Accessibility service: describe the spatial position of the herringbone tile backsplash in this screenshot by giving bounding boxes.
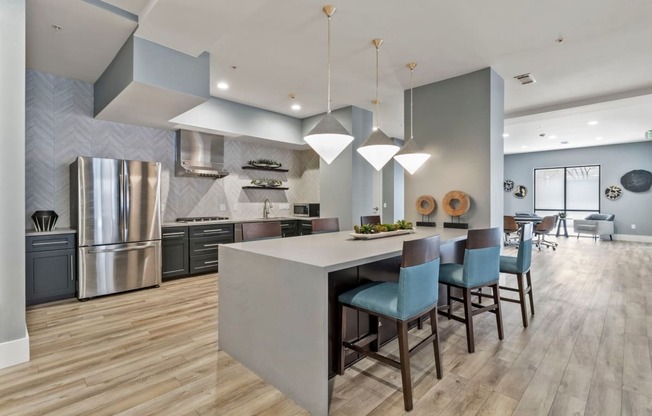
[25,70,319,229]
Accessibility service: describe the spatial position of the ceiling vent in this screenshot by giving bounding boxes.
[646,130,652,139]
[514,73,536,85]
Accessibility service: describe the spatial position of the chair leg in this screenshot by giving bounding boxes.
[446,285,452,320]
[462,288,475,353]
[516,273,528,328]
[338,304,347,375]
[610,234,613,241]
[477,287,482,304]
[397,320,413,411]
[417,316,424,330]
[492,283,504,340]
[370,315,379,352]
[526,270,535,316]
[429,308,442,379]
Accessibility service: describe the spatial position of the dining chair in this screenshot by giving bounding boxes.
[499,223,535,328]
[241,221,282,242]
[503,215,520,246]
[337,235,442,411]
[438,227,503,353]
[311,217,339,234]
[360,215,381,225]
[534,215,558,250]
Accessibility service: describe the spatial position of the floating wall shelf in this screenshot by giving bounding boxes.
[242,166,289,172]
[242,186,289,190]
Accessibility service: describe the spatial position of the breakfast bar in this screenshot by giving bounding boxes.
[218,227,467,415]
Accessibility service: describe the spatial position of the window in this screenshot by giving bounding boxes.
[534,165,600,219]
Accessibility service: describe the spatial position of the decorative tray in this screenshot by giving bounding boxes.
[350,229,414,240]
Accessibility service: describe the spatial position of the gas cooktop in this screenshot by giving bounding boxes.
[176,216,229,223]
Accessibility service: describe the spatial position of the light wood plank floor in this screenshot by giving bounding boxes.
[1,237,651,415]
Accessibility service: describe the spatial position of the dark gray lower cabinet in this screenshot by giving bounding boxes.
[299,220,312,235]
[189,224,234,274]
[162,227,189,279]
[26,233,76,305]
[280,220,299,237]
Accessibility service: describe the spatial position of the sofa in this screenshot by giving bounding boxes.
[573,213,615,240]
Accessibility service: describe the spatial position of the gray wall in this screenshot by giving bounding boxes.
[404,68,504,229]
[0,0,27,361]
[25,70,319,229]
[505,141,652,236]
[303,106,374,229]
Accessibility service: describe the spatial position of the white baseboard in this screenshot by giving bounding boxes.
[0,328,29,370]
[613,234,652,243]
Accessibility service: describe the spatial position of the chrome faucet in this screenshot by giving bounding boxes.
[263,198,272,219]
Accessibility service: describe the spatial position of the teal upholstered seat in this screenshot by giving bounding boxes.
[337,235,443,411]
[499,223,535,328]
[339,259,440,320]
[438,227,503,353]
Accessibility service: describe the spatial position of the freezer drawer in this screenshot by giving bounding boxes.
[78,240,161,299]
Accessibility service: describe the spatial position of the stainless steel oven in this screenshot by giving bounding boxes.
[293,203,320,217]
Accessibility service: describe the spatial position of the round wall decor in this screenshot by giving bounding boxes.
[604,185,622,200]
[504,180,514,192]
[620,169,652,192]
[514,185,527,199]
[415,195,436,215]
[442,190,470,217]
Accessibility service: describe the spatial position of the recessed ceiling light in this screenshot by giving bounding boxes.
[548,135,557,139]
[291,104,301,111]
[51,24,62,31]
[560,141,569,145]
[502,133,509,138]
[217,82,229,90]
[521,145,528,149]
[595,136,603,141]
[587,121,598,126]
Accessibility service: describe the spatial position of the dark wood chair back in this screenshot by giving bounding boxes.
[401,235,440,268]
[242,221,282,242]
[311,218,339,234]
[466,227,502,249]
[360,215,381,225]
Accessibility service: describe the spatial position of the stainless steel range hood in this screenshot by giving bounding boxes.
[175,130,229,179]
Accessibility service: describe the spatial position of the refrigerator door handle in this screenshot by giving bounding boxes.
[87,246,152,254]
[121,161,130,241]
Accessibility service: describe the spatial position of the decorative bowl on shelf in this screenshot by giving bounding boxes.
[31,210,58,232]
[248,159,282,169]
[251,178,283,187]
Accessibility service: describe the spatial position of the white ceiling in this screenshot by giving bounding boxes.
[25,0,652,151]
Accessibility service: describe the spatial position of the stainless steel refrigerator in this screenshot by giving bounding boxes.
[70,157,162,299]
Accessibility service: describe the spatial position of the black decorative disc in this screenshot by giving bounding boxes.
[504,180,514,192]
[620,170,652,192]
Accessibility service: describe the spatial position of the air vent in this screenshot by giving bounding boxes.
[514,73,536,85]
[646,130,652,139]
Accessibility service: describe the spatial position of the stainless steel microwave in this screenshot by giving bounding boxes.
[293,203,320,217]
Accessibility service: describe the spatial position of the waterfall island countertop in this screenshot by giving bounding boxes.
[218,227,467,415]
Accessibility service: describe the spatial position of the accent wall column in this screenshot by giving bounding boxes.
[404,68,504,228]
[0,0,29,369]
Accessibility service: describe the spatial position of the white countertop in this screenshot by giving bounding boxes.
[161,216,318,227]
[222,226,467,272]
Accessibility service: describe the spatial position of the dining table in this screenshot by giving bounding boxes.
[218,226,468,415]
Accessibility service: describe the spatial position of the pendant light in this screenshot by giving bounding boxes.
[303,5,354,165]
[394,62,431,174]
[357,39,399,171]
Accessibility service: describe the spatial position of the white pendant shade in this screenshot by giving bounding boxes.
[394,138,431,174]
[357,128,399,171]
[304,112,354,164]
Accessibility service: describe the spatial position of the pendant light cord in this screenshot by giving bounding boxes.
[410,66,414,140]
[375,43,380,129]
[327,14,332,114]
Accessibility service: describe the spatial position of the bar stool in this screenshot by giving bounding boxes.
[360,215,381,225]
[499,222,534,328]
[337,235,442,411]
[311,217,339,234]
[438,227,503,353]
[241,221,282,242]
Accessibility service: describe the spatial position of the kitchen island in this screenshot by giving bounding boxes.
[218,227,467,415]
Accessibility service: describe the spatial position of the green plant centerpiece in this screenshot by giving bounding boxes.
[354,220,413,234]
[557,211,566,219]
[248,158,282,168]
